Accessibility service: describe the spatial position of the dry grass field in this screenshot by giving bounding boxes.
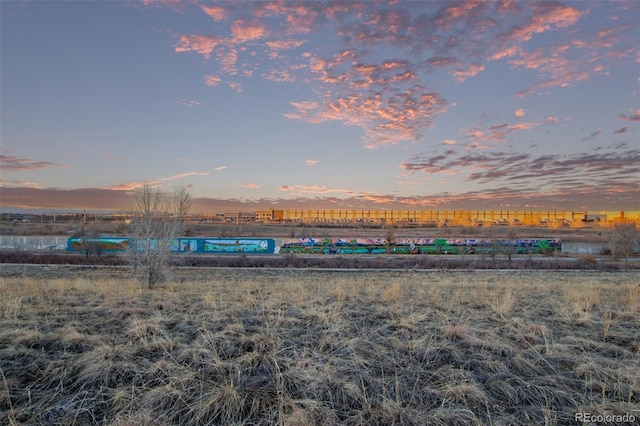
[1,268,639,425]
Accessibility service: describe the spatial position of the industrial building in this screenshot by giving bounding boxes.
[253,209,639,226]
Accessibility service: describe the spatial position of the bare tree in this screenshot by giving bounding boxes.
[608,222,638,271]
[128,185,192,288]
[505,228,519,263]
[384,226,396,254]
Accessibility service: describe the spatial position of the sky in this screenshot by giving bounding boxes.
[1,0,639,213]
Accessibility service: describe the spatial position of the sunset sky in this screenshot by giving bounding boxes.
[1,0,639,213]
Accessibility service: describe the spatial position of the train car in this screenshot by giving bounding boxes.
[199,238,274,254]
[67,237,276,254]
[279,237,561,255]
[67,237,132,252]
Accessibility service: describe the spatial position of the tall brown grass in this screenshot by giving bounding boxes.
[1,269,639,425]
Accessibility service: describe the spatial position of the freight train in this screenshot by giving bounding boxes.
[67,237,561,255]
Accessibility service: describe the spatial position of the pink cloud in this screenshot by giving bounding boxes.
[216,47,239,74]
[0,179,42,189]
[507,44,571,74]
[174,35,220,59]
[205,75,243,92]
[488,46,521,61]
[361,193,394,204]
[279,184,354,195]
[0,154,64,171]
[502,3,582,43]
[452,63,485,82]
[231,19,267,43]
[620,109,640,122]
[203,75,222,87]
[444,1,483,19]
[244,182,260,189]
[261,69,295,83]
[266,39,306,51]
[260,2,324,35]
[227,82,243,93]
[462,120,541,147]
[508,123,536,131]
[516,70,590,97]
[108,171,209,191]
[201,5,227,21]
[285,85,448,148]
[351,61,417,87]
[442,139,456,145]
[283,101,323,123]
[515,108,525,118]
[298,185,326,192]
[304,159,318,166]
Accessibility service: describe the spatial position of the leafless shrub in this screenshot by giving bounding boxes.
[128,185,191,288]
[608,223,639,270]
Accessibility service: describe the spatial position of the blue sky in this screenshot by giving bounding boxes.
[1,0,638,213]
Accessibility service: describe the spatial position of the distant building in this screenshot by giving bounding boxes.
[255,209,283,222]
[223,212,254,223]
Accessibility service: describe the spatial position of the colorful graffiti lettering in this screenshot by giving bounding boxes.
[203,239,271,253]
[67,238,131,252]
[279,238,561,255]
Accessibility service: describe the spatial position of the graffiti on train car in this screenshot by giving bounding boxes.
[279,237,561,255]
[203,239,272,253]
[67,237,132,252]
[67,237,276,254]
